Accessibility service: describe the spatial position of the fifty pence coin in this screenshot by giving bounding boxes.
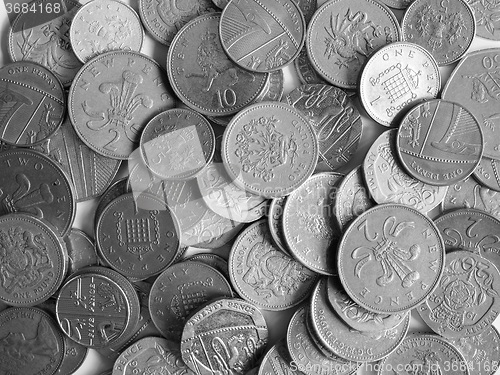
[0,61,65,146]
[69,51,176,160]
[306,0,401,90]
[229,220,318,311]
[181,298,268,375]
[474,157,500,191]
[64,228,98,275]
[401,0,475,65]
[359,42,440,127]
[8,0,83,87]
[219,0,306,72]
[337,204,445,314]
[467,1,500,40]
[283,84,362,171]
[396,99,483,186]
[222,102,318,198]
[167,13,269,117]
[0,148,76,237]
[70,0,144,63]
[417,251,500,339]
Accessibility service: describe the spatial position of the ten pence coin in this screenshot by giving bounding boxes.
[337,204,445,314]
[222,102,318,198]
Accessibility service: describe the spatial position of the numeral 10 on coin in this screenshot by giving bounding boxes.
[217,89,237,108]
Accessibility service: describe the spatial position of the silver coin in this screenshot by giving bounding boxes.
[294,47,328,86]
[466,0,500,40]
[377,0,414,9]
[64,228,98,274]
[474,157,500,191]
[258,339,307,375]
[268,196,291,255]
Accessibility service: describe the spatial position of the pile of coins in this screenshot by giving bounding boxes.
[1,0,500,374]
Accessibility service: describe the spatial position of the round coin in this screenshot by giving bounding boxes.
[338,204,445,314]
[258,339,304,375]
[167,13,269,117]
[474,157,500,191]
[401,0,475,65]
[229,220,319,310]
[8,0,83,87]
[222,102,318,198]
[377,0,414,9]
[417,250,500,339]
[0,61,65,146]
[294,47,327,86]
[359,42,440,127]
[293,0,317,24]
[283,84,362,171]
[467,1,500,40]
[185,253,230,280]
[306,0,401,90]
[96,192,181,280]
[396,99,483,186]
[378,333,469,375]
[0,307,65,375]
[282,173,343,275]
[181,298,268,375]
[55,336,89,375]
[140,108,215,180]
[69,50,176,160]
[268,196,290,255]
[95,177,129,228]
[64,228,98,274]
[70,0,144,63]
[219,0,306,72]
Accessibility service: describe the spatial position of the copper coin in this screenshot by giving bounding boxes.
[282,172,343,275]
[283,84,362,171]
[0,213,67,307]
[222,102,318,198]
[181,298,268,375]
[8,0,83,87]
[219,0,306,72]
[70,0,144,63]
[417,251,500,339]
[0,307,65,375]
[338,204,445,314]
[148,261,233,341]
[359,42,440,127]
[69,50,176,160]
[0,61,65,146]
[306,0,401,90]
[140,108,215,180]
[474,157,500,191]
[229,219,318,310]
[64,228,98,274]
[95,192,181,280]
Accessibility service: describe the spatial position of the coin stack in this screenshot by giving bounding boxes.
[0,0,500,374]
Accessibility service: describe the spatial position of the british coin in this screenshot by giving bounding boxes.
[293,0,317,24]
[306,0,401,90]
[334,165,374,230]
[34,116,121,202]
[401,0,475,65]
[229,220,318,310]
[378,333,469,375]
[0,213,67,307]
[8,0,83,87]
[0,149,76,237]
[474,157,500,191]
[434,208,500,270]
[140,108,215,180]
[377,0,414,9]
[442,49,500,160]
[197,162,268,223]
[363,130,447,214]
[442,176,500,220]
[268,196,290,255]
[466,0,500,40]
[338,203,445,314]
[0,61,65,146]
[282,172,343,275]
[69,50,176,160]
[258,339,305,375]
[69,0,144,63]
[186,253,230,279]
[287,306,360,375]
[326,276,407,333]
[254,69,284,103]
[113,337,194,375]
[396,99,483,186]
[283,84,362,171]
[310,278,411,362]
[167,13,269,117]
[148,261,233,341]
[295,48,327,86]
[95,177,129,227]
[212,0,230,9]
[181,298,268,375]
[139,0,217,45]
[55,334,89,375]
[95,192,181,280]
[64,228,98,274]
[449,325,500,375]
[0,307,65,375]
[417,251,500,338]
[359,42,440,127]
[222,102,318,198]
[219,0,306,72]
